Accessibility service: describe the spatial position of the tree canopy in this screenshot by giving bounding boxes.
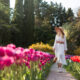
[0,0,75,47]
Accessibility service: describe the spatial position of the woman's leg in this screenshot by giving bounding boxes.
[58,63,62,68]
[57,63,63,72]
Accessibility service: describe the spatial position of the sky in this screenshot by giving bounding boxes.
[10,0,80,15]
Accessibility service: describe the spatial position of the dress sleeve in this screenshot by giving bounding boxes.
[64,35,68,51]
[53,35,57,49]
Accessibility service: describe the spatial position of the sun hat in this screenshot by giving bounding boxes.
[59,27,64,32]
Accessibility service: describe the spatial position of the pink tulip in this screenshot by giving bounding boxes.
[5,47,15,57]
[0,44,54,70]
[3,57,14,66]
[16,47,24,51]
[0,56,14,69]
[31,54,38,61]
[41,61,45,65]
[25,61,30,68]
[29,48,35,54]
[0,47,5,57]
[14,49,24,60]
[39,64,42,70]
[7,44,16,49]
[23,49,30,56]
[0,59,4,70]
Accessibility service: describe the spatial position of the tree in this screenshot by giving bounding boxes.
[66,8,74,22]
[12,0,24,24]
[0,0,10,23]
[0,0,9,5]
[23,0,35,46]
[62,8,67,23]
[11,0,35,47]
[11,0,24,46]
[0,0,11,45]
[77,8,80,18]
[34,0,42,18]
[34,2,73,43]
[34,0,43,27]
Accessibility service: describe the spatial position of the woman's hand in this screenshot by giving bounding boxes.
[53,48,55,52]
[64,50,67,53]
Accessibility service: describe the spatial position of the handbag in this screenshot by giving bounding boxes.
[53,57,57,63]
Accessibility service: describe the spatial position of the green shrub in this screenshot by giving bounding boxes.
[29,42,54,54]
[62,21,80,55]
[48,39,54,46]
[64,61,80,80]
[74,47,80,55]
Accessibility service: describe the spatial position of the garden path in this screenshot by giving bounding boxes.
[46,63,77,80]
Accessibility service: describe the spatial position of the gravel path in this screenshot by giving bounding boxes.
[46,63,77,80]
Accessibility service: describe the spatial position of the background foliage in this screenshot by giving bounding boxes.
[0,0,74,47]
[64,60,80,80]
[0,0,80,55]
[62,13,80,55]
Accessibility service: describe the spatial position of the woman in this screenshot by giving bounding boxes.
[53,27,67,72]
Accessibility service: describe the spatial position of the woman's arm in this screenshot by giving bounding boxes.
[64,35,68,52]
[53,35,57,51]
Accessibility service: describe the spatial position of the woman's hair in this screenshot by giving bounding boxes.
[58,27,65,38]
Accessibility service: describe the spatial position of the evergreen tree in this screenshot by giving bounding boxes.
[34,0,43,27]
[34,0,42,18]
[0,0,9,5]
[66,8,74,22]
[23,0,35,46]
[12,0,24,24]
[62,8,67,23]
[11,0,24,46]
[0,0,10,23]
[0,0,11,45]
[57,3,63,26]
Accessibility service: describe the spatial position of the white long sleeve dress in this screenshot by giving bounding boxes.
[53,35,67,65]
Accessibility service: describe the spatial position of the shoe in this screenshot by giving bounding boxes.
[58,68,63,73]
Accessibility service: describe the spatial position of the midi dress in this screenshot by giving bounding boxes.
[53,35,67,65]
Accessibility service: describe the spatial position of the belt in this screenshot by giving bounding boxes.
[56,41,64,44]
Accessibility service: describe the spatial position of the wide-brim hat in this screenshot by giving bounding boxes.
[59,27,64,32]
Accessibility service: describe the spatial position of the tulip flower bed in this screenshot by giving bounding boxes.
[0,44,54,80]
[71,56,80,63]
[65,55,73,59]
[64,56,80,80]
